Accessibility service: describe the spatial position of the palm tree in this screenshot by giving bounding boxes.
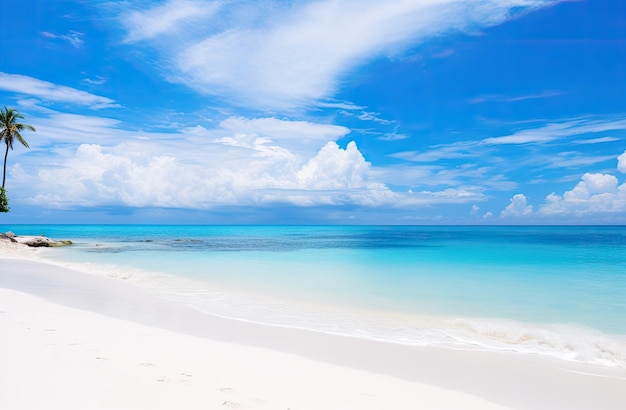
[0,106,35,189]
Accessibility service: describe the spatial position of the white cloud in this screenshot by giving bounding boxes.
[523,152,626,217]
[0,73,119,109]
[357,111,394,124]
[546,152,616,169]
[392,141,483,162]
[480,151,626,220]
[297,142,378,190]
[117,0,555,110]
[371,163,514,193]
[183,116,350,159]
[122,0,222,42]
[316,101,366,110]
[11,108,492,210]
[82,76,107,86]
[393,117,626,163]
[569,173,618,196]
[340,109,396,124]
[7,108,371,208]
[17,139,390,209]
[500,194,533,217]
[572,136,620,145]
[378,132,409,141]
[41,31,85,48]
[483,118,626,145]
[539,173,626,216]
[218,117,350,143]
[618,150,626,174]
[26,113,129,147]
[472,90,561,104]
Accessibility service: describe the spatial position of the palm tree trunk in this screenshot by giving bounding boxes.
[2,141,8,189]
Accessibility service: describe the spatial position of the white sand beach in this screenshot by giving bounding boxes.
[2,240,626,410]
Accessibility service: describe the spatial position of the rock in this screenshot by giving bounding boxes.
[19,237,51,247]
[0,232,18,243]
[49,240,73,247]
[12,235,73,248]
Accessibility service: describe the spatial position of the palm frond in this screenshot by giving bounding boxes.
[15,132,30,149]
[0,106,34,149]
[0,105,35,189]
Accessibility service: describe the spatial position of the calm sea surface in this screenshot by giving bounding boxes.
[4,225,626,367]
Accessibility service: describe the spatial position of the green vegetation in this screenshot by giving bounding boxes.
[0,187,9,213]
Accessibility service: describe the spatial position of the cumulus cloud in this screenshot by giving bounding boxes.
[528,151,626,217]
[20,139,388,209]
[297,142,377,190]
[491,151,626,220]
[0,72,119,109]
[8,108,375,208]
[116,0,555,110]
[500,194,533,217]
[618,150,626,174]
[11,108,490,210]
[539,173,626,216]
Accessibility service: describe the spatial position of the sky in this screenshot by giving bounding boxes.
[0,0,625,224]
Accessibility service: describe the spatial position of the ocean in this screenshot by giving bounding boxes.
[4,224,626,367]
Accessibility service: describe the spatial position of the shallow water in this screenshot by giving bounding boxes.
[5,224,626,367]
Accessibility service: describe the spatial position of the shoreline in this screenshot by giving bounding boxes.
[15,235,626,370]
[2,242,626,408]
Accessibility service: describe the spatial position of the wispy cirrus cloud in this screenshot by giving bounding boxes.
[0,72,120,109]
[389,116,626,191]
[545,152,616,169]
[471,90,561,104]
[41,30,85,48]
[357,111,394,124]
[572,136,620,145]
[316,101,366,110]
[339,109,395,124]
[81,75,107,86]
[121,0,222,42]
[114,0,556,111]
[391,118,626,160]
[378,132,409,141]
[390,141,487,162]
[483,118,626,145]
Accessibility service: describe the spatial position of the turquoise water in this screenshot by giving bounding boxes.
[4,225,626,366]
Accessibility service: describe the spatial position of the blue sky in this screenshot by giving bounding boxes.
[1,0,625,224]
